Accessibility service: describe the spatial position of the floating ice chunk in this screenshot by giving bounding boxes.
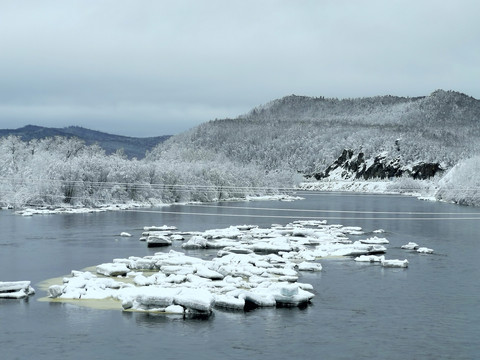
[271,283,315,307]
[359,236,389,244]
[236,225,258,231]
[128,287,180,310]
[96,263,129,277]
[133,273,166,286]
[48,285,64,298]
[160,265,196,275]
[147,235,172,247]
[401,242,419,250]
[195,266,225,280]
[182,236,208,249]
[239,291,276,307]
[373,229,385,234]
[144,225,177,231]
[355,255,385,263]
[292,220,327,226]
[217,246,253,257]
[381,259,409,268]
[249,237,293,253]
[214,294,245,310]
[186,274,213,285]
[120,232,132,237]
[316,242,387,257]
[128,258,158,270]
[171,234,185,241]
[266,266,297,277]
[0,281,35,299]
[417,247,434,254]
[174,288,215,312]
[165,304,185,314]
[296,262,323,271]
[340,226,364,235]
[203,226,243,239]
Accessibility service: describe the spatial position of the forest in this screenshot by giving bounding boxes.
[0,135,296,209]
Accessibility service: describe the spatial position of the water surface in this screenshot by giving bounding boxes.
[1,192,479,360]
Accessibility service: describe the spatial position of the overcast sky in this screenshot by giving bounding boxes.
[0,0,479,137]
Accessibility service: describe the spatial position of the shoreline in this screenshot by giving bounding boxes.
[8,193,304,216]
[298,179,439,202]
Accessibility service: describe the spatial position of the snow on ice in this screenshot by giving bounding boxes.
[46,220,425,317]
[0,281,35,299]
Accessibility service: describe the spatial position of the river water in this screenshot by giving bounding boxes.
[1,192,479,360]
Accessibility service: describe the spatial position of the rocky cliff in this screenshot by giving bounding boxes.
[310,149,443,181]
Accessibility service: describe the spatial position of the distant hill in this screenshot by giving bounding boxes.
[0,125,171,159]
[149,89,480,173]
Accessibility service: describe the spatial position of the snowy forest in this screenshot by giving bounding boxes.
[0,135,295,209]
[2,89,480,208]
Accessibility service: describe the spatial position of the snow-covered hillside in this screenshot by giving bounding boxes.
[150,90,480,174]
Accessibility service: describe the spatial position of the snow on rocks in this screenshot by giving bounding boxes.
[0,281,35,299]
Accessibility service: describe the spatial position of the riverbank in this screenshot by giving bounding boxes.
[11,194,303,216]
[298,178,439,202]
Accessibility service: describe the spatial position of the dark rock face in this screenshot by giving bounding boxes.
[410,163,443,180]
[312,149,443,180]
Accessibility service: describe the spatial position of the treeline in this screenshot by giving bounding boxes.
[0,136,297,209]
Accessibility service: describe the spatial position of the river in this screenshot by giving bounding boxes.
[1,192,479,360]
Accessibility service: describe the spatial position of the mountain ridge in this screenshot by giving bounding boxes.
[0,125,171,159]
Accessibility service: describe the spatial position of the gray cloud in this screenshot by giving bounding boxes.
[0,0,479,136]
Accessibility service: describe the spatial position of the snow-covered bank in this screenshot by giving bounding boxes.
[301,156,480,208]
[299,178,439,202]
[43,220,432,317]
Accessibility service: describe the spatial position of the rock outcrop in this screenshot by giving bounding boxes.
[311,149,443,180]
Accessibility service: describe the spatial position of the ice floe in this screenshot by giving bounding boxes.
[416,247,434,254]
[359,236,389,245]
[0,281,35,299]
[147,235,173,247]
[354,255,385,263]
[401,242,419,250]
[401,242,434,254]
[381,258,409,268]
[45,219,420,317]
